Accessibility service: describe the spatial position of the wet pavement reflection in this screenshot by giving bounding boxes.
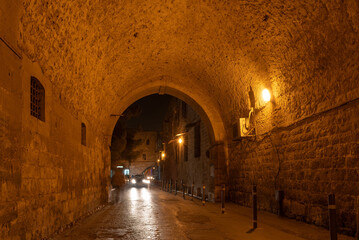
[51,186,355,240]
[52,186,186,240]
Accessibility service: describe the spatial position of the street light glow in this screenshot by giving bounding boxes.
[262,88,271,103]
[178,137,183,144]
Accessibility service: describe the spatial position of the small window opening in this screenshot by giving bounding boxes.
[175,108,180,126]
[176,145,179,163]
[81,123,86,146]
[146,139,150,145]
[143,154,146,160]
[182,102,187,118]
[194,124,201,157]
[184,135,188,161]
[30,76,45,121]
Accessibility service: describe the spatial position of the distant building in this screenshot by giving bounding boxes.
[129,131,160,176]
[111,129,160,177]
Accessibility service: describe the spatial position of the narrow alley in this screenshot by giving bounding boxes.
[51,186,354,240]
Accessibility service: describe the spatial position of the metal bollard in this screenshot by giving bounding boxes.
[328,194,338,240]
[202,185,206,206]
[183,184,186,199]
[221,184,225,214]
[253,185,257,229]
[191,182,194,201]
[275,190,284,217]
[175,180,177,195]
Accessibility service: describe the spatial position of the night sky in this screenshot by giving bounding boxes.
[125,94,173,131]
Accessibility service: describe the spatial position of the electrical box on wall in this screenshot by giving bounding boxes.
[240,118,255,137]
[232,117,255,139]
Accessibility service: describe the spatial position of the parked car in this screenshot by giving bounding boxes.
[130,174,150,187]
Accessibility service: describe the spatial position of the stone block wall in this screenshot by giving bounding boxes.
[162,99,213,200]
[0,45,111,239]
[129,131,158,175]
[228,100,359,235]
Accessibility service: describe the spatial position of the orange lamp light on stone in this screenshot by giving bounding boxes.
[178,137,183,144]
[262,89,271,103]
[161,152,165,158]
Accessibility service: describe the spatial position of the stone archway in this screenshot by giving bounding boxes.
[103,75,229,201]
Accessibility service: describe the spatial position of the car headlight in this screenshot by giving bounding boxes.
[131,179,136,184]
[142,179,150,184]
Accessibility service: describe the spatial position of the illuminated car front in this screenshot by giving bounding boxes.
[130,175,150,187]
[142,179,150,184]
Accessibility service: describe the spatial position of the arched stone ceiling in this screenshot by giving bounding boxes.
[18,0,359,138]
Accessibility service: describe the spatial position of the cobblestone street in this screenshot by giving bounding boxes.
[50,187,354,240]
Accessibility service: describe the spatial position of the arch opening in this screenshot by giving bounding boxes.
[103,76,228,146]
[108,87,228,202]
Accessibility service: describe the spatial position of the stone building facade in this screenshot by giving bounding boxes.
[111,130,159,177]
[128,131,159,176]
[161,99,213,200]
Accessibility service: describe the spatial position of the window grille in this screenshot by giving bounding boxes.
[81,123,86,146]
[175,108,180,126]
[194,124,201,157]
[182,102,187,118]
[184,135,188,161]
[30,77,45,121]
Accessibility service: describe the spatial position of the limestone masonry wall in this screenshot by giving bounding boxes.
[0,45,110,239]
[229,100,359,235]
[162,99,213,200]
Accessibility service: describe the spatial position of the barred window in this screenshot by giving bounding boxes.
[175,107,180,127]
[194,124,201,157]
[181,102,187,118]
[30,77,45,121]
[81,123,86,146]
[184,135,188,161]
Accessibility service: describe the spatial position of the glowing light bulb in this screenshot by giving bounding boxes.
[178,137,183,144]
[161,153,165,158]
[262,89,271,103]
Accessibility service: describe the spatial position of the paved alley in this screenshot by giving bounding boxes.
[50,186,354,240]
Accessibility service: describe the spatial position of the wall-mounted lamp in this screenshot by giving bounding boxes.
[178,137,183,144]
[161,152,165,158]
[235,86,272,138]
[262,88,271,103]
